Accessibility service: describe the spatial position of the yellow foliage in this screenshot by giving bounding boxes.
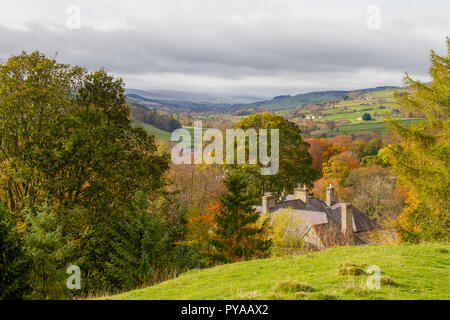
[262,208,307,256]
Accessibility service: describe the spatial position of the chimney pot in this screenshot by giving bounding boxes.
[326,184,335,206]
[294,184,308,203]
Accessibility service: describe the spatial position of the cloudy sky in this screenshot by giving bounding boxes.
[0,0,448,97]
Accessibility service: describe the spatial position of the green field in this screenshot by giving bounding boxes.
[302,88,413,127]
[104,243,449,300]
[133,121,209,149]
[133,120,173,141]
[311,119,419,137]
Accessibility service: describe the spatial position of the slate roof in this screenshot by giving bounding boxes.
[254,194,378,234]
[326,204,379,233]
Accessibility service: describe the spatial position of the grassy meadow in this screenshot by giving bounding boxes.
[104,243,449,300]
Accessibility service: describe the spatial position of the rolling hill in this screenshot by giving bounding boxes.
[125,86,399,112]
[125,88,266,112]
[132,120,173,141]
[232,86,398,111]
[103,243,449,300]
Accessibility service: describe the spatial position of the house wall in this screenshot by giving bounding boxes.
[358,228,397,245]
[302,228,326,250]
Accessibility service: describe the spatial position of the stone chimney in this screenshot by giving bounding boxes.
[326,183,335,206]
[341,203,353,238]
[262,192,276,214]
[294,184,308,203]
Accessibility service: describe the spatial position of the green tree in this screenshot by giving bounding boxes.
[360,138,383,158]
[105,196,198,291]
[233,113,319,198]
[211,173,271,263]
[362,113,372,121]
[380,38,450,242]
[0,52,171,294]
[0,206,31,299]
[24,204,77,299]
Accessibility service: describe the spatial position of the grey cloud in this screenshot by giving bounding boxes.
[0,22,438,74]
[0,1,448,95]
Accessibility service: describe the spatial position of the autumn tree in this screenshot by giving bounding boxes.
[344,166,406,222]
[320,139,345,163]
[313,151,359,202]
[325,119,337,132]
[305,138,323,171]
[182,202,219,266]
[322,151,359,184]
[380,39,450,242]
[326,134,353,150]
[167,162,225,212]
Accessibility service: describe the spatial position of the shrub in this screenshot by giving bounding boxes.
[234,290,260,300]
[309,293,339,300]
[264,208,308,257]
[338,263,366,276]
[272,280,314,293]
[380,275,394,285]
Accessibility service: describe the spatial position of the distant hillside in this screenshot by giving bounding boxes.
[234,86,398,111]
[125,86,398,112]
[132,120,173,142]
[125,88,265,112]
[104,243,449,300]
[126,93,226,112]
[126,88,265,104]
[129,103,182,131]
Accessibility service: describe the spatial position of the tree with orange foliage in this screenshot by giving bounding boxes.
[322,151,359,184]
[305,138,323,171]
[326,134,353,150]
[320,139,345,163]
[313,151,359,203]
[183,202,218,266]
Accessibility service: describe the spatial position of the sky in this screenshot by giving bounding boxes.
[0,0,448,98]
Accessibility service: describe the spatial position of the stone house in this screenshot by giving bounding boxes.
[253,184,379,250]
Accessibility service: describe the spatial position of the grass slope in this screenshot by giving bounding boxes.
[132,120,172,141]
[106,243,449,300]
[133,121,204,148]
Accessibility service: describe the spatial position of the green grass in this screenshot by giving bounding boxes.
[104,243,449,300]
[311,119,419,137]
[133,121,203,148]
[133,120,172,142]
